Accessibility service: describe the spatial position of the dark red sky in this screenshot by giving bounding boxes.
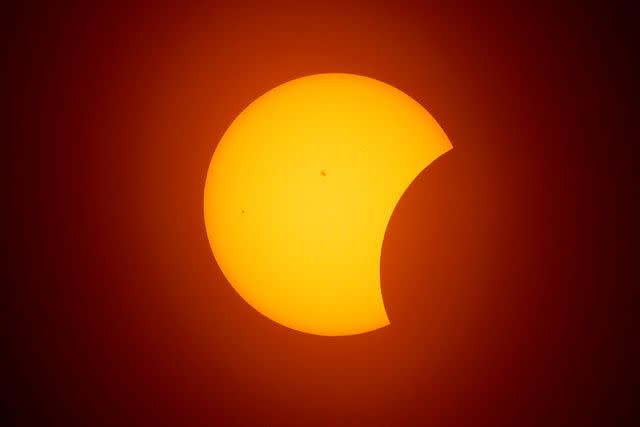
[8,1,635,426]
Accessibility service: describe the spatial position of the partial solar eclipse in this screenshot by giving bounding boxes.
[204,73,452,336]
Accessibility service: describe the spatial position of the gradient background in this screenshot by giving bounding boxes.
[8,1,635,426]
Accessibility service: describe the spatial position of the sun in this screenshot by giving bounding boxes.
[204,73,452,336]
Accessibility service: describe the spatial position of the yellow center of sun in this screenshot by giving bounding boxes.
[204,73,452,336]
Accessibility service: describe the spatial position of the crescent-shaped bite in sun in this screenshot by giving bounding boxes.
[204,73,452,336]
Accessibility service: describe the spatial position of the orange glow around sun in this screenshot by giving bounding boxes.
[204,73,452,336]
